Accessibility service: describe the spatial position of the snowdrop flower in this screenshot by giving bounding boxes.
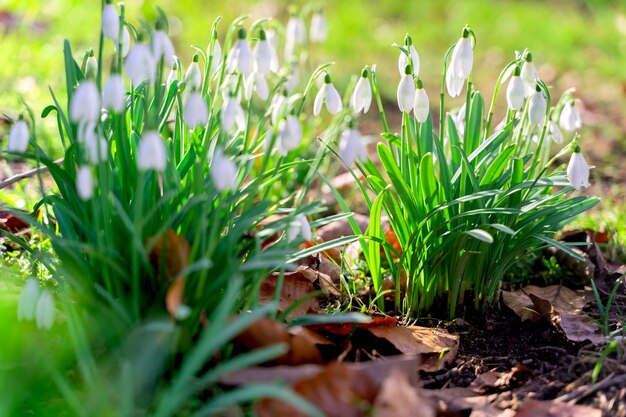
[454,103,467,136]
[548,121,563,145]
[285,63,300,93]
[528,84,547,125]
[221,95,246,131]
[85,50,98,80]
[35,289,55,330]
[520,52,538,97]
[446,66,465,98]
[285,14,306,59]
[101,1,119,42]
[102,74,125,112]
[8,118,29,153]
[567,145,590,191]
[276,114,302,155]
[137,131,167,171]
[83,128,109,164]
[398,34,420,76]
[340,126,368,166]
[351,68,372,114]
[208,30,222,70]
[166,62,178,88]
[70,80,100,124]
[184,92,208,128]
[310,11,327,43]
[287,215,312,242]
[152,26,176,66]
[185,54,203,92]
[116,26,131,58]
[76,166,94,200]
[397,65,415,113]
[413,79,429,123]
[211,148,238,191]
[506,66,525,111]
[270,91,289,124]
[253,29,279,74]
[244,72,269,100]
[450,27,473,79]
[226,28,254,75]
[125,40,156,85]
[559,100,582,131]
[313,73,342,115]
[17,279,40,321]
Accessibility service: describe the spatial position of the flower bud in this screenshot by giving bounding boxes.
[185,54,203,92]
[102,2,119,41]
[450,28,473,79]
[17,279,40,321]
[413,79,429,123]
[397,67,415,113]
[211,148,238,191]
[547,121,563,145]
[559,100,582,131]
[520,52,538,97]
[35,289,56,330]
[244,72,269,101]
[276,114,302,155]
[125,42,156,85]
[310,11,328,43]
[70,80,101,124]
[567,146,590,191]
[152,29,176,66]
[528,84,547,125]
[8,118,29,153]
[226,28,254,75]
[221,95,246,131]
[116,26,131,58]
[254,29,279,74]
[506,66,525,111]
[137,131,167,171]
[102,74,125,112]
[184,92,209,128]
[398,34,420,76]
[85,49,98,80]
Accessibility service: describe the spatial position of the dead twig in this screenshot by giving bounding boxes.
[557,373,626,403]
[0,158,63,190]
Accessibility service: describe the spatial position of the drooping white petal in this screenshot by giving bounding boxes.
[310,13,328,43]
[35,289,55,330]
[325,83,342,114]
[454,103,467,136]
[166,66,178,88]
[17,279,40,321]
[446,67,464,98]
[125,43,156,85]
[520,61,538,97]
[548,121,563,145]
[567,151,590,191]
[397,74,415,113]
[76,166,94,200]
[102,4,119,41]
[116,26,131,57]
[528,88,547,125]
[152,30,176,66]
[211,148,238,191]
[287,16,307,45]
[227,39,253,75]
[506,75,525,111]
[340,128,367,166]
[559,101,582,131]
[210,39,222,70]
[397,45,420,75]
[287,215,311,242]
[137,131,167,171]
[451,37,473,79]
[102,74,125,112]
[84,129,109,164]
[184,60,203,91]
[254,39,277,75]
[313,84,326,116]
[277,115,302,155]
[221,97,245,131]
[351,76,372,114]
[413,88,430,123]
[70,80,101,124]
[8,120,29,152]
[184,92,209,128]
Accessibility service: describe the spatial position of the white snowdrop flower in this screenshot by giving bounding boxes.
[351,68,372,114]
[85,50,98,80]
[285,63,300,93]
[548,121,563,145]
[166,62,178,89]
[313,73,342,115]
[84,128,109,164]
[116,26,131,58]
[102,74,125,112]
[559,100,582,131]
[413,79,430,123]
[520,52,539,97]
[253,29,279,74]
[221,95,246,131]
[125,41,156,85]
[8,118,29,153]
[70,80,101,124]
[220,72,240,101]
[397,34,420,76]
[450,28,473,79]
[137,131,167,172]
[310,11,328,43]
[17,279,40,322]
[340,127,368,166]
[76,166,94,200]
[184,92,208,128]
[276,114,302,155]
[152,28,176,66]
[528,84,547,126]
[244,72,269,101]
[454,103,467,136]
[506,66,525,111]
[446,67,464,98]
[285,15,306,59]
[287,215,312,242]
[35,289,55,330]
[210,36,222,70]
[184,54,203,92]
[211,148,238,191]
[102,2,119,41]
[226,28,254,75]
[270,91,288,124]
[397,66,415,113]
[567,145,590,191]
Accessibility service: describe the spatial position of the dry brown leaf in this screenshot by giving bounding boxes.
[165,278,186,319]
[501,290,542,322]
[422,388,495,416]
[148,230,190,280]
[259,272,322,318]
[235,317,324,365]
[470,365,533,394]
[513,400,601,417]
[373,368,435,417]
[302,239,342,264]
[316,213,370,242]
[365,326,459,371]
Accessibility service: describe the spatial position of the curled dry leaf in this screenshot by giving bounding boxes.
[502,285,603,344]
[235,317,326,365]
[259,271,322,318]
[513,400,601,417]
[307,315,398,336]
[470,365,533,394]
[373,368,436,417]
[148,230,190,280]
[165,277,186,319]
